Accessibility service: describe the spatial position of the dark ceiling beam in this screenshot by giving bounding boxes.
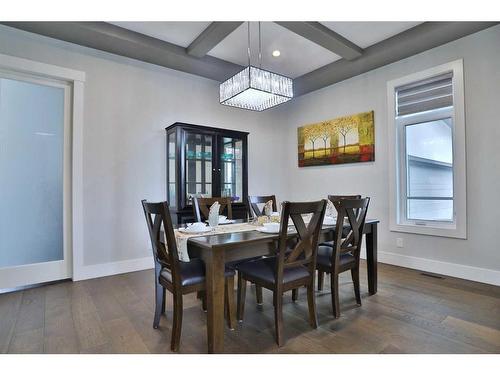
[187,21,243,58]
[294,22,499,97]
[275,21,363,60]
[0,21,244,82]
[2,21,499,99]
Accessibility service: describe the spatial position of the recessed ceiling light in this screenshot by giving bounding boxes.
[272,50,281,57]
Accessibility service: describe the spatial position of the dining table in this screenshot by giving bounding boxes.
[185,218,379,353]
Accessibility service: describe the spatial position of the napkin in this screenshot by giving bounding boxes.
[208,201,220,227]
[325,199,336,217]
[263,200,273,216]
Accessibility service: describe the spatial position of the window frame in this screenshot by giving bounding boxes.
[387,60,467,239]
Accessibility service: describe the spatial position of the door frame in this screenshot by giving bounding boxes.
[0,53,85,288]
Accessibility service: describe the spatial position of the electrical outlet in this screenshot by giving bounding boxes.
[396,238,404,248]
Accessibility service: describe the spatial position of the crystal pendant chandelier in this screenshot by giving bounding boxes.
[220,22,293,111]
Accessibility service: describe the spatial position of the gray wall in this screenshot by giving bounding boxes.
[273,25,500,273]
[0,24,499,279]
[0,25,288,267]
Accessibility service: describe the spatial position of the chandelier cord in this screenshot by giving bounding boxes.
[247,21,251,67]
[258,22,262,69]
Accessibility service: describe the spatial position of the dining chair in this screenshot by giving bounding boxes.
[141,199,236,352]
[248,195,302,303]
[248,195,278,218]
[236,199,327,347]
[329,194,362,217]
[318,194,362,291]
[192,196,233,222]
[316,197,370,318]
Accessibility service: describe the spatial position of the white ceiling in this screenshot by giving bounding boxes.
[110,21,422,78]
[110,21,210,47]
[320,21,422,48]
[208,22,341,79]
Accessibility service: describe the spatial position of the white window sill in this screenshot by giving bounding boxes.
[390,222,466,239]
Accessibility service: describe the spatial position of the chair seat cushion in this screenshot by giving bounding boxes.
[316,245,356,269]
[318,241,334,247]
[160,258,235,287]
[236,257,310,285]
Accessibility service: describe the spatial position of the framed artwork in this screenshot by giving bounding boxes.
[297,110,375,167]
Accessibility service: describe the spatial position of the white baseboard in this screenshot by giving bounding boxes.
[371,250,500,286]
[73,251,500,286]
[73,256,154,281]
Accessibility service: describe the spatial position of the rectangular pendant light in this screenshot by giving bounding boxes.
[220,66,293,111]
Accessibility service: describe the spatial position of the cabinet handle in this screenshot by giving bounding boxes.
[218,168,221,172]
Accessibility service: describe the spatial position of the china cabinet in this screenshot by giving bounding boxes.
[166,122,249,223]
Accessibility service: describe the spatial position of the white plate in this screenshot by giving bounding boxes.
[178,226,212,234]
[219,219,236,225]
[205,219,236,225]
[255,227,280,234]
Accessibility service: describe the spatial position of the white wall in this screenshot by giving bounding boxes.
[0,25,288,277]
[273,25,500,284]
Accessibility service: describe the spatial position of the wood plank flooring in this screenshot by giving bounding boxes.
[1,261,499,354]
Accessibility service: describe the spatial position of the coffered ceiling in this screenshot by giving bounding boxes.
[110,21,421,79]
[2,21,498,97]
[208,22,341,79]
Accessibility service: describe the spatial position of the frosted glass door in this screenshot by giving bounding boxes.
[0,73,71,289]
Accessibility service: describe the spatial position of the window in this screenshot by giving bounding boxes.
[387,60,466,238]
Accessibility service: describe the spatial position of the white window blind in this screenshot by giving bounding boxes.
[396,72,453,116]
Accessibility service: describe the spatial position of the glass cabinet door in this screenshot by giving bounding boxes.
[220,137,243,203]
[167,131,177,208]
[184,131,214,205]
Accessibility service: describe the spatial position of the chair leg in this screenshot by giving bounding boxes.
[331,273,341,319]
[351,267,361,306]
[171,292,183,352]
[161,287,166,315]
[256,285,263,305]
[237,272,247,322]
[202,291,207,312]
[317,270,324,291]
[225,276,236,330]
[273,292,284,347]
[307,284,318,329]
[153,282,163,329]
[292,288,299,301]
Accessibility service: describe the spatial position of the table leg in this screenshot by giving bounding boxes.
[366,222,378,295]
[204,248,225,353]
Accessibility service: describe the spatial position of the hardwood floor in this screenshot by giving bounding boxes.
[1,261,499,354]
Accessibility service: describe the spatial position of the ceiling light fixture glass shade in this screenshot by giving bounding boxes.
[219,22,293,112]
[220,66,293,111]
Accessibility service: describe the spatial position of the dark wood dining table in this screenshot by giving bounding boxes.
[186,218,379,353]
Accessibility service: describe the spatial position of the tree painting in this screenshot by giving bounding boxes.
[335,118,355,154]
[319,121,332,154]
[302,125,321,158]
[297,111,375,167]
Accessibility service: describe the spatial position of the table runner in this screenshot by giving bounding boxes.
[166,215,342,262]
[169,223,259,262]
